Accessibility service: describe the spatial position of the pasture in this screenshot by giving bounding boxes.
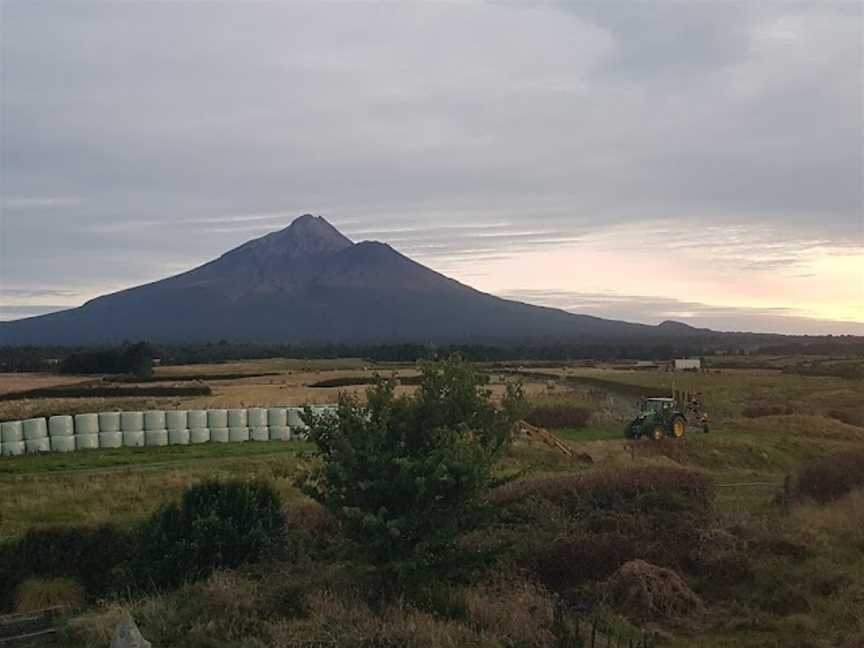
[1,357,862,647]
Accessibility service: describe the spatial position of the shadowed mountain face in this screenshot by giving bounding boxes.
[1,214,709,345]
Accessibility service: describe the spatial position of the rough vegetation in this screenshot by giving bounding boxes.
[0,355,861,648]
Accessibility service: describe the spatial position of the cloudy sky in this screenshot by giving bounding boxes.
[1,1,862,335]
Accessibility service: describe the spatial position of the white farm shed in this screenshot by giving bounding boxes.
[673,358,701,371]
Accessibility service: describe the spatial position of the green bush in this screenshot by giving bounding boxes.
[135,479,286,588]
[797,449,864,503]
[525,403,591,429]
[302,356,525,584]
[0,524,134,611]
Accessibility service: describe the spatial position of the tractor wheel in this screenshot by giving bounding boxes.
[672,417,686,439]
[651,425,665,441]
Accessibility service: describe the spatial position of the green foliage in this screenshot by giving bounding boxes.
[302,356,526,583]
[134,479,286,589]
[0,524,135,610]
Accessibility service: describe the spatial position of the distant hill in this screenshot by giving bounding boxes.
[0,215,810,346]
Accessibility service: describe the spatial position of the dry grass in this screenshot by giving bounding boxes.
[15,577,84,613]
[0,373,93,397]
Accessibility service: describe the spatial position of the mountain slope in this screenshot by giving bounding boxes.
[0,215,710,345]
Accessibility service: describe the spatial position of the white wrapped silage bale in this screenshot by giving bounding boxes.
[210,427,230,443]
[98,412,121,433]
[49,416,74,437]
[267,408,288,428]
[76,434,99,450]
[121,411,144,432]
[190,428,210,444]
[74,414,99,436]
[145,430,168,447]
[144,411,166,430]
[250,427,270,442]
[228,409,247,428]
[166,411,188,430]
[187,410,208,429]
[168,429,190,445]
[99,432,123,448]
[269,426,291,441]
[229,427,249,442]
[25,437,51,454]
[248,408,268,428]
[122,430,145,448]
[228,409,248,442]
[2,441,25,457]
[22,418,48,440]
[287,408,307,430]
[207,409,228,428]
[50,436,76,453]
[1,421,23,443]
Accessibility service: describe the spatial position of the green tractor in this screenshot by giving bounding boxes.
[625,397,687,441]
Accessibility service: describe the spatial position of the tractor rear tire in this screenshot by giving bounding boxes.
[651,425,665,441]
[672,416,686,439]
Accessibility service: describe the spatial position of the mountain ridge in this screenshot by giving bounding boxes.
[0,215,787,346]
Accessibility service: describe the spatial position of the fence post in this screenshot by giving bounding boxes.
[591,619,597,648]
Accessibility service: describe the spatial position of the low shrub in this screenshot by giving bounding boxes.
[491,467,716,591]
[797,449,864,503]
[525,403,591,429]
[134,479,286,588]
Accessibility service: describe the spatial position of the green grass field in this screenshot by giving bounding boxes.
[1,362,862,647]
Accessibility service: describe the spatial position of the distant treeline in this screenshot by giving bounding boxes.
[1,336,863,373]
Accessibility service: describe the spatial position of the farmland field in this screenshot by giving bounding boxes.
[1,357,863,647]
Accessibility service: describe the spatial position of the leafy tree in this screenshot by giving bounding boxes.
[302,356,525,583]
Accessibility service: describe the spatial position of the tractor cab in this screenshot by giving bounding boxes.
[626,397,687,441]
[640,397,676,415]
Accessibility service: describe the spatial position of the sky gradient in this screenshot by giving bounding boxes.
[1,2,862,335]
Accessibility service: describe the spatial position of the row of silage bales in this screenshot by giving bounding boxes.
[0,404,335,458]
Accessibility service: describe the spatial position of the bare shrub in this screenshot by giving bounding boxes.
[797,449,864,503]
[462,576,555,647]
[604,560,704,622]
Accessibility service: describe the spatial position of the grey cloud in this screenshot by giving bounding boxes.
[1,2,861,330]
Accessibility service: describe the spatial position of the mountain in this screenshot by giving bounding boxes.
[0,215,755,346]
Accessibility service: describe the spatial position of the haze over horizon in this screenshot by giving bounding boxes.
[1,2,862,336]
